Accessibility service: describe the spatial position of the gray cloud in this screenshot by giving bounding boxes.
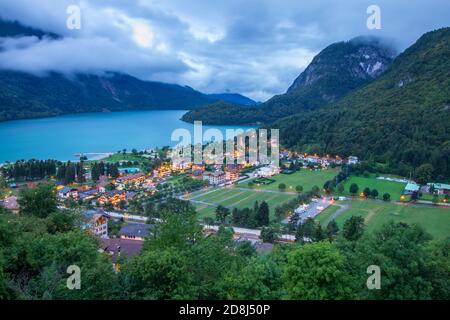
[0,0,449,101]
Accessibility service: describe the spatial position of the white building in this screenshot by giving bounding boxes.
[255,165,280,177]
[203,171,225,186]
[348,156,359,165]
[172,160,191,171]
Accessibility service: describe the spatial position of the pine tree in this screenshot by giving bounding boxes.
[256,201,270,226]
[326,220,339,240]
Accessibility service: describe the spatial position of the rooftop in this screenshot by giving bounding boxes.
[118,223,153,238]
[100,238,144,263]
[427,183,450,190]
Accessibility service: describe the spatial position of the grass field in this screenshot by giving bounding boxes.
[317,200,450,240]
[188,187,296,221]
[340,176,406,201]
[238,168,339,192]
[102,153,150,164]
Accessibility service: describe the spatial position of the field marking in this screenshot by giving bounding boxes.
[195,188,236,202]
[213,190,250,205]
[189,188,222,200]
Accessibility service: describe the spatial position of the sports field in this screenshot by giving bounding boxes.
[340,176,406,201]
[316,199,450,240]
[238,168,339,192]
[187,187,296,221]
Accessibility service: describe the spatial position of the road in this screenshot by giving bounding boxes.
[322,203,349,226]
[294,196,334,225]
[100,209,295,241]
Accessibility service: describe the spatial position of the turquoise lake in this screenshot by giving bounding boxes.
[0,110,254,162]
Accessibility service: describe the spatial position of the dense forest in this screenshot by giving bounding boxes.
[181,101,264,125]
[275,27,450,180]
[0,185,448,300]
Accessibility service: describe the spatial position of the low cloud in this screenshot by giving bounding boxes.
[0,0,449,101]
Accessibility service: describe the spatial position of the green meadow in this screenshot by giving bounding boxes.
[189,187,296,221]
[238,168,339,192]
[340,176,406,201]
[317,199,450,240]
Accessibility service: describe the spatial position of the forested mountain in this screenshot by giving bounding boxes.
[0,71,214,121]
[182,36,395,124]
[275,27,450,180]
[181,101,262,125]
[206,93,257,106]
[0,19,254,122]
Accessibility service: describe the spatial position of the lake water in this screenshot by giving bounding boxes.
[0,110,254,162]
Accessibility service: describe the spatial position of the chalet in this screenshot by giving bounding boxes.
[84,210,108,238]
[224,164,242,182]
[96,175,109,193]
[57,187,79,200]
[427,183,450,195]
[203,171,225,186]
[118,223,152,241]
[78,189,98,201]
[115,173,146,190]
[172,160,191,171]
[98,190,127,206]
[100,238,144,272]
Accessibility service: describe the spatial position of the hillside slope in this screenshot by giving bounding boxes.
[275,27,450,179]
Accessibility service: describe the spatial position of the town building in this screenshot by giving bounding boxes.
[100,238,144,272]
[115,173,146,190]
[426,183,450,195]
[224,164,242,182]
[98,190,127,207]
[255,165,280,177]
[172,160,192,171]
[404,182,420,195]
[57,187,79,200]
[348,156,359,165]
[78,189,98,201]
[96,175,109,193]
[118,223,152,241]
[84,210,109,238]
[203,171,225,186]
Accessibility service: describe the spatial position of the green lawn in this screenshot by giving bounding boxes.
[340,176,406,201]
[315,204,341,225]
[317,199,450,240]
[102,153,150,164]
[419,193,449,202]
[238,168,339,192]
[190,187,296,221]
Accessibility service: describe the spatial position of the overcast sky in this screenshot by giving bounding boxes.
[0,0,449,101]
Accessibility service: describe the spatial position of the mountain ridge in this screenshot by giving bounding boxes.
[275,27,450,180]
[0,19,256,122]
[182,35,396,124]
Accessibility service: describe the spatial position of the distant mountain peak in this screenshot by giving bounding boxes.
[287,35,396,93]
